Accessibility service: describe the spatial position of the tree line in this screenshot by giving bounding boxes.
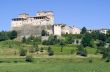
[0,30,17,41]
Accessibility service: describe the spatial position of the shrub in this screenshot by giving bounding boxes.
[47,47,51,52]
[70,49,75,54]
[40,47,44,52]
[77,50,87,57]
[42,40,49,45]
[42,35,60,45]
[22,36,26,43]
[29,47,35,53]
[48,50,54,56]
[48,47,54,56]
[76,45,87,57]
[19,48,27,56]
[35,47,39,54]
[41,30,47,36]
[105,59,110,62]
[25,55,33,62]
[14,61,18,63]
[10,30,17,39]
[88,58,93,63]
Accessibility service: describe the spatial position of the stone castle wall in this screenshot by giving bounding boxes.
[11,11,54,37]
[12,24,53,38]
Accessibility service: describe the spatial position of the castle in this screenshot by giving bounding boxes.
[11,11,81,37]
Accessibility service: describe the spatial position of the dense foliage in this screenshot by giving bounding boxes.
[22,36,41,45]
[0,27,110,62]
[25,55,33,62]
[19,48,27,56]
[76,45,87,56]
[42,35,60,45]
[48,47,54,56]
[0,30,17,41]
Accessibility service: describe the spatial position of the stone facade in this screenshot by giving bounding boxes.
[11,11,81,37]
[53,24,81,36]
[11,11,54,37]
[53,24,62,36]
[99,29,108,34]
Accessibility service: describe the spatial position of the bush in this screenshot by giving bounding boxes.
[42,40,49,45]
[22,36,26,43]
[25,55,33,62]
[41,30,47,36]
[14,61,18,63]
[48,47,54,56]
[48,50,54,56]
[42,35,60,45]
[105,59,110,62]
[40,47,44,52]
[10,30,17,39]
[70,49,75,54]
[29,47,35,53]
[76,45,87,57]
[88,58,93,63]
[35,47,39,54]
[19,48,27,56]
[76,50,87,57]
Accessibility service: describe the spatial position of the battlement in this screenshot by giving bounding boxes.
[36,11,54,19]
[18,13,29,18]
[37,11,53,15]
[54,24,66,26]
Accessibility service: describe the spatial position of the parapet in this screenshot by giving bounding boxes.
[18,13,29,18]
[36,11,54,16]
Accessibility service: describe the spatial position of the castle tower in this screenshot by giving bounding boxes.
[11,11,55,37]
[18,13,29,18]
[53,24,62,36]
[36,11,54,25]
[11,13,29,30]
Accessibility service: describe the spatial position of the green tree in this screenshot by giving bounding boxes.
[97,40,106,47]
[0,31,9,41]
[40,47,44,52]
[64,34,75,44]
[42,35,59,45]
[22,36,26,43]
[25,55,33,62]
[76,45,87,57]
[90,39,95,48]
[48,47,54,56]
[48,35,59,45]
[29,47,35,53]
[26,36,41,45]
[41,29,47,36]
[35,46,39,54]
[10,30,17,39]
[107,30,110,37]
[59,40,65,52]
[19,48,27,56]
[98,33,106,42]
[81,27,87,34]
[106,37,110,43]
[91,31,100,40]
[81,33,92,47]
[100,47,110,62]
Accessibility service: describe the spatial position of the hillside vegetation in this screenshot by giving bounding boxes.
[0,28,110,72]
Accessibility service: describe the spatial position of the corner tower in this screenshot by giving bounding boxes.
[36,11,54,25]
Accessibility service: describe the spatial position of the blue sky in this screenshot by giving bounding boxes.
[0,0,110,31]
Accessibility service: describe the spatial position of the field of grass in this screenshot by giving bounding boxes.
[0,58,109,72]
[0,40,109,72]
[0,40,97,55]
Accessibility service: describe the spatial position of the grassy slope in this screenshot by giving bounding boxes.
[0,58,109,72]
[0,40,109,72]
[0,40,97,56]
